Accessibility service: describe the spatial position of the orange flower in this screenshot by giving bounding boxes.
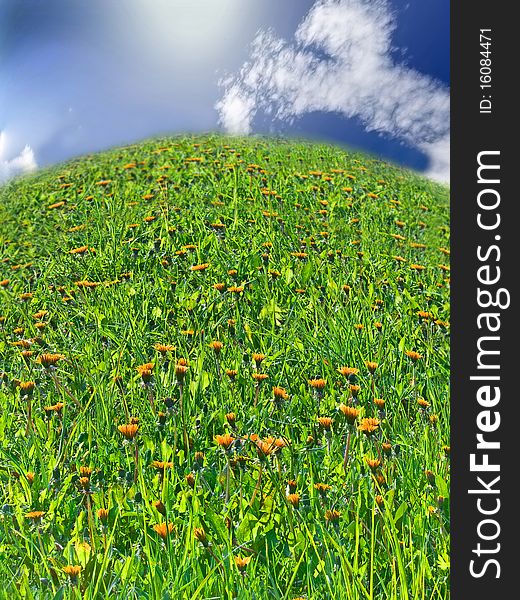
[381,442,392,455]
[118,423,139,440]
[417,398,431,409]
[25,510,45,521]
[79,466,93,478]
[175,363,189,381]
[317,417,333,430]
[97,508,109,522]
[287,493,300,508]
[365,361,378,374]
[255,436,285,458]
[153,522,174,540]
[44,402,64,415]
[194,527,208,545]
[252,353,266,366]
[374,398,386,409]
[209,340,223,354]
[137,363,154,382]
[358,418,380,436]
[405,350,423,361]
[63,565,81,579]
[19,381,36,396]
[338,366,359,378]
[215,433,235,450]
[226,369,238,381]
[349,384,361,397]
[252,373,269,382]
[286,479,297,493]
[314,482,332,495]
[417,310,433,320]
[273,386,289,400]
[153,500,166,515]
[325,509,341,523]
[308,378,326,390]
[225,412,236,426]
[338,403,359,425]
[190,263,210,272]
[365,458,381,472]
[69,245,89,255]
[154,343,175,355]
[78,476,90,490]
[152,461,174,472]
[235,556,252,572]
[32,310,48,320]
[38,353,64,368]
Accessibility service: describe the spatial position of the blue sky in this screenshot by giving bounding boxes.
[0,0,449,183]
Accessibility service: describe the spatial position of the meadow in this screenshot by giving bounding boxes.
[0,135,450,599]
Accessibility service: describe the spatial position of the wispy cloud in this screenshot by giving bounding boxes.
[216,0,450,182]
[0,132,37,184]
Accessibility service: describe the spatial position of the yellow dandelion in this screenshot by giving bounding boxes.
[154,343,175,355]
[252,373,269,382]
[63,565,81,579]
[273,386,289,400]
[235,555,252,572]
[358,418,380,436]
[287,493,300,508]
[194,527,208,545]
[338,366,359,378]
[325,509,341,523]
[338,403,360,425]
[214,433,235,450]
[308,378,326,390]
[209,340,223,354]
[405,350,423,361]
[153,522,174,540]
[25,510,45,521]
[190,263,210,272]
[118,423,139,440]
[317,416,333,430]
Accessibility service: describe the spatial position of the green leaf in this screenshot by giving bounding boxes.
[301,260,313,284]
[393,501,408,524]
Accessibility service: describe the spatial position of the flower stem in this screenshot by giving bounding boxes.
[249,464,263,507]
[343,430,352,473]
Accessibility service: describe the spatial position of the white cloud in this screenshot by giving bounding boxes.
[420,135,450,184]
[0,132,38,183]
[216,0,450,183]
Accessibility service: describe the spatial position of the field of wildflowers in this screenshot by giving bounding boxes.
[0,135,450,599]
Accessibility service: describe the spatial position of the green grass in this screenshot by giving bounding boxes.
[0,134,450,599]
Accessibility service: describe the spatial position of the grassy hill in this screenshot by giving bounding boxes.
[0,135,450,599]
